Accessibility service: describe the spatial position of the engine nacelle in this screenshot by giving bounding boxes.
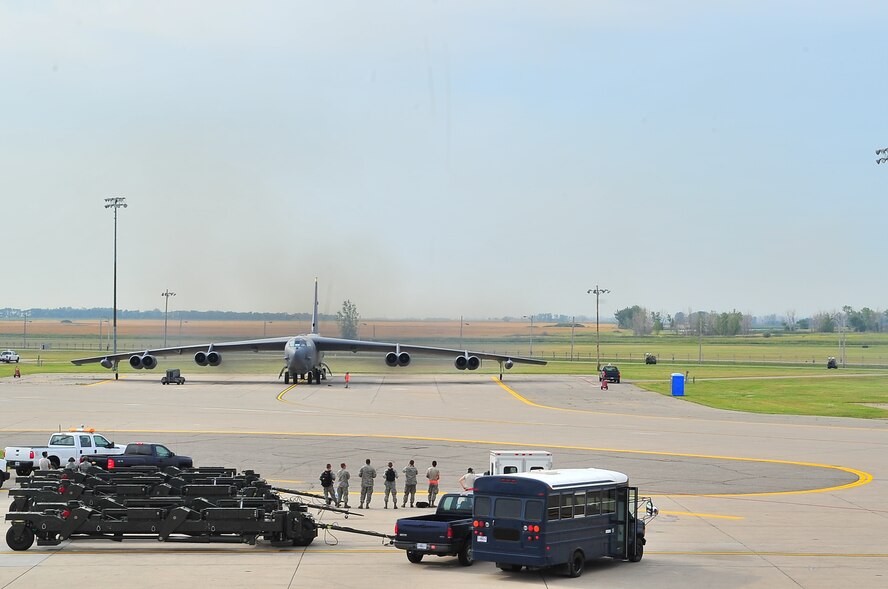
[454,356,468,370]
[398,352,411,367]
[467,356,481,370]
[100,357,113,369]
[207,351,222,366]
[194,351,208,366]
[385,352,398,367]
[504,359,514,370]
[129,355,156,369]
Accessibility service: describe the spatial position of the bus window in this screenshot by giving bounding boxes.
[586,490,601,516]
[574,492,585,517]
[495,498,522,519]
[602,489,616,514]
[525,500,543,521]
[475,496,491,517]
[560,493,573,519]
[547,494,560,521]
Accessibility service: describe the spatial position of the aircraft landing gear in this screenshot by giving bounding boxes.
[284,371,290,384]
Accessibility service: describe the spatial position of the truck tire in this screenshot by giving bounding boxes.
[406,550,424,563]
[566,549,585,578]
[6,526,35,551]
[458,542,474,566]
[161,378,168,385]
[15,466,32,476]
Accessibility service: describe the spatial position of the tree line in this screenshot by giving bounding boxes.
[614,305,888,335]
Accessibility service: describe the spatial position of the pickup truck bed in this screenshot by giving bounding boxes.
[393,493,474,566]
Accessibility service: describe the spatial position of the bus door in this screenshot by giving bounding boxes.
[612,486,638,558]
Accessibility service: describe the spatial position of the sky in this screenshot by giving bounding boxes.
[2,1,887,320]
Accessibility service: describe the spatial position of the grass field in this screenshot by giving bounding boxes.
[3,319,888,419]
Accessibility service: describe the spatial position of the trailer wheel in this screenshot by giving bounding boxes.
[49,456,60,469]
[458,542,474,566]
[6,526,35,551]
[628,537,644,562]
[292,537,314,547]
[161,378,168,385]
[178,378,185,385]
[406,550,424,563]
[566,550,585,578]
[15,466,31,476]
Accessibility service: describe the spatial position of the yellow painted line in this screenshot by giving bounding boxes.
[658,510,744,520]
[276,384,298,401]
[0,427,865,499]
[83,378,119,387]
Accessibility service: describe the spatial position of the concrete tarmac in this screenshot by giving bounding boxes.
[1,372,887,588]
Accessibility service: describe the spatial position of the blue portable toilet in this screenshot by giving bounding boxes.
[671,373,685,396]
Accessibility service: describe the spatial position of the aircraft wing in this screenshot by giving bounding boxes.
[309,336,547,365]
[70,337,292,366]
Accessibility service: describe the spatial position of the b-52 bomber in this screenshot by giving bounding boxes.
[72,281,546,383]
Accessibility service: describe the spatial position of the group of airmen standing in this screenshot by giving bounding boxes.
[318,459,444,509]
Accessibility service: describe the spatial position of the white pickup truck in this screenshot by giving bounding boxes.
[0,350,20,363]
[0,458,8,488]
[3,428,125,475]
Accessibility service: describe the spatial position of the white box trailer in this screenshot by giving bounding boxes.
[488,450,553,475]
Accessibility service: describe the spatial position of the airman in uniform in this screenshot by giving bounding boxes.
[383,461,399,509]
[426,460,441,507]
[402,459,418,507]
[335,463,350,508]
[358,458,377,509]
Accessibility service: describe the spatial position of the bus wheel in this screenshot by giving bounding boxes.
[458,542,474,566]
[628,538,644,562]
[406,551,423,564]
[567,550,585,578]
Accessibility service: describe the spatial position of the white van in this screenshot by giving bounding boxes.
[488,450,553,475]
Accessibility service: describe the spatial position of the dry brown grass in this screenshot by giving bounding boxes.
[3,319,617,340]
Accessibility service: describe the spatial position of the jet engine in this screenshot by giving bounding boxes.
[385,352,398,367]
[194,351,208,366]
[129,354,157,370]
[504,359,514,370]
[100,358,113,369]
[455,355,481,370]
[207,351,222,366]
[397,352,411,367]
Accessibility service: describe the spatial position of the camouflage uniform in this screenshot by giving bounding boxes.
[335,464,350,508]
[358,460,377,508]
[383,462,399,509]
[426,462,441,507]
[319,465,337,506]
[402,462,418,507]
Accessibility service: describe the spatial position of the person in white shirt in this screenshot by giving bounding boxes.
[37,451,52,471]
[458,467,478,492]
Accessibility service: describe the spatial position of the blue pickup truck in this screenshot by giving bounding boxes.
[393,493,474,566]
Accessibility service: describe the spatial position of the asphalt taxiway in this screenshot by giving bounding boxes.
[1,372,886,588]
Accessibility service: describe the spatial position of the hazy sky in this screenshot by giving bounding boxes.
[3,2,887,320]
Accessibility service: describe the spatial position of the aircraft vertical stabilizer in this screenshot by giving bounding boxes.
[311,278,319,335]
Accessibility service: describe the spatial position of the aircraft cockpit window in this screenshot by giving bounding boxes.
[293,339,306,349]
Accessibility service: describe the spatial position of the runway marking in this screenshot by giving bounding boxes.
[492,377,888,433]
[83,378,117,387]
[0,427,865,499]
[659,510,744,520]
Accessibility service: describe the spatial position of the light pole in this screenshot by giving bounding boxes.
[587,286,610,371]
[22,312,31,349]
[459,316,470,349]
[570,315,576,361]
[523,315,535,356]
[105,197,127,379]
[263,320,273,337]
[98,319,109,350]
[178,318,188,345]
[161,289,176,347]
